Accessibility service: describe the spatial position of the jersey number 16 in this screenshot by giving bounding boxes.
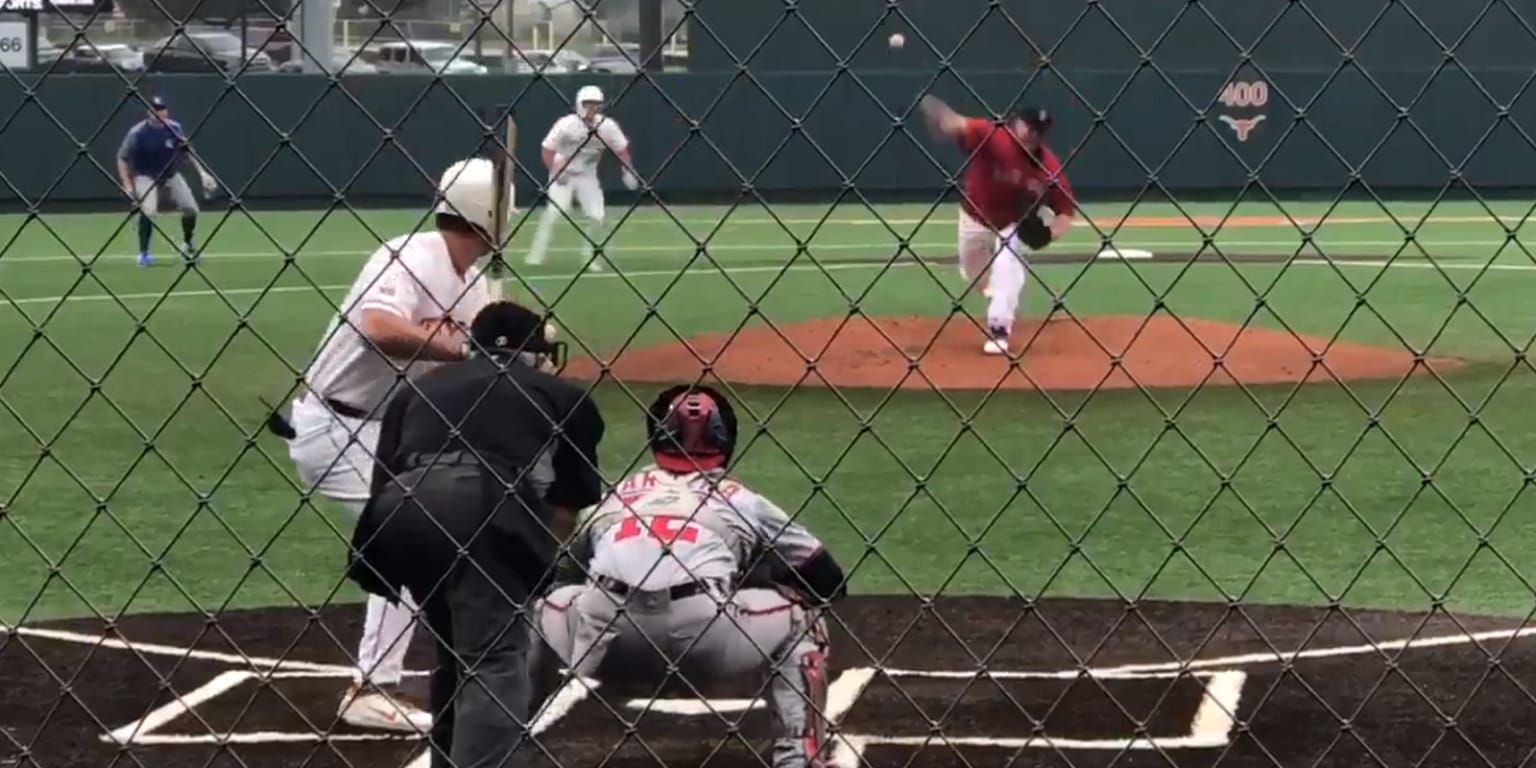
[613,515,701,545]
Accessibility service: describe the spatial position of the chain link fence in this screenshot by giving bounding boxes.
[4,0,1536,767]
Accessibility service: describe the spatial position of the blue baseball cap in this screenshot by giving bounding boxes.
[149,95,168,110]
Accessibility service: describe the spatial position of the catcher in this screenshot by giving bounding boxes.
[920,95,1077,355]
[532,385,848,768]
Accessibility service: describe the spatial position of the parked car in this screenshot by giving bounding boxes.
[370,41,487,75]
[277,50,378,75]
[144,30,275,73]
[586,43,639,74]
[586,44,685,73]
[39,42,146,73]
[517,48,590,73]
[464,52,539,74]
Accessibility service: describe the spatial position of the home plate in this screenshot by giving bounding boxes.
[1096,247,1154,260]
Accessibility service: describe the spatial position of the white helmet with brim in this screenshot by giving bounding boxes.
[576,84,605,111]
[432,157,513,234]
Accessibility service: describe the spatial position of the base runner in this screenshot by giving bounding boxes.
[920,95,1076,355]
[525,85,639,272]
[276,157,505,731]
[534,385,848,768]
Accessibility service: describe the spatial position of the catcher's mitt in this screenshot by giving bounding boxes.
[1016,206,1055,250]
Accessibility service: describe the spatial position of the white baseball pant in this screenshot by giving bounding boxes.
[132,173,199,215]
[286,395,417,688]
[527,173,606,265]
[958,210,1030,332]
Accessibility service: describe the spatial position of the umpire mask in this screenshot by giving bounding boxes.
[468,301,568,372]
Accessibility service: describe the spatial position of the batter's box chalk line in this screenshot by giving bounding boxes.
[18,619,1521,753]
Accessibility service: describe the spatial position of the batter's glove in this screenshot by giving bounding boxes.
[1016,206,1055,250]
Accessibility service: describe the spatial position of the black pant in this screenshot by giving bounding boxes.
[358,464,548,768]
[416,546,537,768]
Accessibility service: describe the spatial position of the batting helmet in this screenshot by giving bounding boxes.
[576,85,605,111]
[433,157,514,235]
[647,385,738,473]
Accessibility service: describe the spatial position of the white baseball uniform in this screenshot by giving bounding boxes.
[526,113,630,266]
[535,465,834,768]
[288,230,489,687]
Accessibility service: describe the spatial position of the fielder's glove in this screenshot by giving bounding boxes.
[1016,206,1056,250]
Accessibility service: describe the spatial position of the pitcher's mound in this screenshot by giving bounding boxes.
[566,314,1461,391]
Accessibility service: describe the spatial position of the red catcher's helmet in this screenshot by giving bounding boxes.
[647,385,737,473]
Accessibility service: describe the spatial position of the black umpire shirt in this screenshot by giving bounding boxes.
[348,353,605,599]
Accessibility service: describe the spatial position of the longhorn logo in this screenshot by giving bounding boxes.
[1219,113,1266,142]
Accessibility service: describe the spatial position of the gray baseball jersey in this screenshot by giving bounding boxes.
[574,464,824,589]
[536,465,835,768]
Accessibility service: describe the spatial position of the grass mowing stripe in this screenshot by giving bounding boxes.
[0,239,1506,266]
[3,253,1534,309]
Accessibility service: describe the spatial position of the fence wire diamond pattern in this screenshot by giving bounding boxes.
[2,0,1536,766]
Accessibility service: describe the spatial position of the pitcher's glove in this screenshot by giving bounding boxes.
[1016,206,1056,250]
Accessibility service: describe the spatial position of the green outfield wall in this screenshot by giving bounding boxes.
[0,63,1523,207]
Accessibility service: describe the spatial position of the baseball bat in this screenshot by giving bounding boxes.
[487,113,516,302]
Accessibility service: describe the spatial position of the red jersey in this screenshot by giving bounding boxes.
[956,117,1075,230]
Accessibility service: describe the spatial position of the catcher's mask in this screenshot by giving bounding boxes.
[468,301,568,372]
[647,384,738,473]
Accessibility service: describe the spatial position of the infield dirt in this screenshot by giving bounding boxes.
[567,314,1462,391]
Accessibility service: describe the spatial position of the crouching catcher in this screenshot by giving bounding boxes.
[533,385,848,768]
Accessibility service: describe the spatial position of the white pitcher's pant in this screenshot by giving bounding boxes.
[956,210,995,288]
[527,175,606,264]
[287,397,417,687]
[985,223,1028,332]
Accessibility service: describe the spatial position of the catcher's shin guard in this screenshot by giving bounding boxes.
[772,609,832,768]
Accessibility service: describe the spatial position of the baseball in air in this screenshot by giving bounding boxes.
[888,32,905,49]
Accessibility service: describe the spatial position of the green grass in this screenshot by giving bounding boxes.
[4,198,1536,626]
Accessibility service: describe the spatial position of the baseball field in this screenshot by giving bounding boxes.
[4,197,1536,767]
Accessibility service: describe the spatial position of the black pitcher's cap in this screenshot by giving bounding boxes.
[149,95,168,110]
[1009,106,1052,134]
[469,301,559,354]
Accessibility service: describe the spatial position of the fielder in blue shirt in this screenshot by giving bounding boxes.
[116,96,216,266]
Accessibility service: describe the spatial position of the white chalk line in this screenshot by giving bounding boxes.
[1095,622,1536,676]
[0,235,1523,266]
[60,616,1526,755]
[857,733,1231,750]
[0,624,354,674]
[837,665,1244,753]
[1187,670,1246,744]
[2,251,1531,311]
[114,732,405,745]
[877,667,1221,680]
[400,673,598,768]
[105,670,249,745]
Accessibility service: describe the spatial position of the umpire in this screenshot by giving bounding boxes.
[346,300,605,768]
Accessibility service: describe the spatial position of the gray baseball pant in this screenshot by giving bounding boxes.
[536,581,831,768]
